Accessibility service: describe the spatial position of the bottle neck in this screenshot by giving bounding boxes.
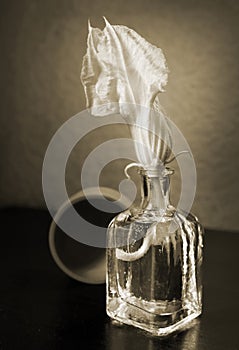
[140,168,171,213]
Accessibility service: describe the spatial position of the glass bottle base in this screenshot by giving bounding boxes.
[107,297,201,337]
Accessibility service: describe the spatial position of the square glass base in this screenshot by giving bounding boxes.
[107,297,201,337]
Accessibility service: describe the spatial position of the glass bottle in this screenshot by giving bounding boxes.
[106,165,203,336]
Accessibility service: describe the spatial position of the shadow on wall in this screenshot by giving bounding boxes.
[0,0,239,231]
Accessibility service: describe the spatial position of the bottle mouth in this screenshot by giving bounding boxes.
[124,162,174,179]
[138,165,174,178]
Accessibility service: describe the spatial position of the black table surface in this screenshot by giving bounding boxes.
[0,207,238,350]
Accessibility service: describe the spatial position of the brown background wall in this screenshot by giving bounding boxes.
[0,0,239,231]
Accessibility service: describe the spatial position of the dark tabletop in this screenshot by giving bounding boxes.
[0,208,238,350]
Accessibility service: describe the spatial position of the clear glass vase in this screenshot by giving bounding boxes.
[106,165,203,336]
